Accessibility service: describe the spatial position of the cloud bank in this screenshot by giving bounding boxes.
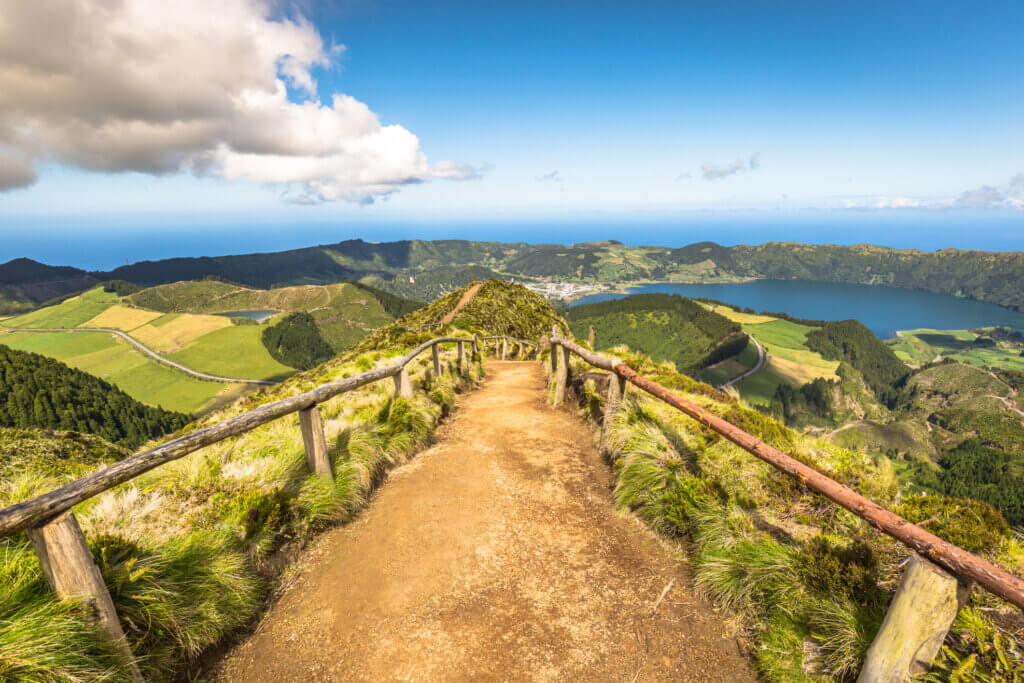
[955,174,1024,209]
[0,0,478,203]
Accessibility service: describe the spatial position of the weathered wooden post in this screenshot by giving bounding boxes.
[457,340,465,371]
[600,372,627,449]
[472,334,479,359]
[553,344,571,405]
[27,512,144,681]
[501,338,508,360]
[298,405,332,476]
[857,555,970,682]
[431,343,441,376]
[393,365,413,399]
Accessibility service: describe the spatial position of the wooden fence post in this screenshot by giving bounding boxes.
[553,344,571,405]
[457,341,465,371]
[298,405,332,476]
[858,555,969,682]
[27,512,143,681]
[472,334,479,358]
[600,373,627,449]
[501,338,508,360]
[393,366,413,399]
[431,343,441,376]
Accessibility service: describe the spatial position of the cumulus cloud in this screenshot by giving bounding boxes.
[955,175,1024,209]
[536,170,561,182]
[0,0,479,202]
[700,153,760,180]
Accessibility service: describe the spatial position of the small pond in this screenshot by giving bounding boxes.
[215,309,278,323]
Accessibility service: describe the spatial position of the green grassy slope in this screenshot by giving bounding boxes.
[565,343,1023,680]
[890,327,1024,371]
[0,281,561,681]
[566,293,744,373]
[0,330,240,414]
[0,346,190,447]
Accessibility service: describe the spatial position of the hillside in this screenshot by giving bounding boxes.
[0,281,564,681]
[565,293,745,373]
[0,287,292,413]
[0,345,190,447]
[804,320,910,403]
[9,238,1024,314]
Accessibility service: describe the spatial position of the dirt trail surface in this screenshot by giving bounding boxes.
[440,282,483,324]
[217,362,756,682]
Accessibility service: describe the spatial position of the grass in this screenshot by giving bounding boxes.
[0,282,511,680]
[165,325,294,381]
[700,340,760,386]
[710,304,778,324]
[891,328,1024,372]
[0,330,233,414]
[2,288,119,329]
[129,313,233,352]
[80,305,163,331]
[567,346,1024,680]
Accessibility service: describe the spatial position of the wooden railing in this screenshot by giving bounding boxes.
[548,330,1024,681]
[0,332,535,680]
[480,335,538,360]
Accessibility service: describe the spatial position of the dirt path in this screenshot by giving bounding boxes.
[217,362,755,682]
[440,282,483,324]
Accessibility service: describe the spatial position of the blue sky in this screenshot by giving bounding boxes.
[1,0,1022,258]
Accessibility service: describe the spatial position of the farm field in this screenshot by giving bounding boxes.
[722,318,839,406]
[889,328,1024,371]
[165,325,294,380]
[699,340,760,386]
[2,287,120,328]
[0,329,238,413]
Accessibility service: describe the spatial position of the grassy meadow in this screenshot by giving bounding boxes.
[561,346,1024,680]
[890,328,1024,371]
[0,280,537,680]
[0,330,241,414]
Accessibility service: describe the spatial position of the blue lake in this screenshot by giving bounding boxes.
[570,280,1024,340]
[215,309,278,323]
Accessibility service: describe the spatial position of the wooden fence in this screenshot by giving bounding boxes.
[548,329,1024,682]
[0,333,534,680]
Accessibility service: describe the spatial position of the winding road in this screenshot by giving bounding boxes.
[718,335,766,389]
[0,326,277,385]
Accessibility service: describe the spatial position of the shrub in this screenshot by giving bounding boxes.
[896,495,1009,553]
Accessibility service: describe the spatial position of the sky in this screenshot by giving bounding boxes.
[1,0,1023,262]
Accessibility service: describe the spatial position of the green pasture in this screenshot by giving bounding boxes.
[890,328,1024,371]
[165,325,295,381]
[2,287,118,328]
[699,341,760,386]
[0,330,227,414]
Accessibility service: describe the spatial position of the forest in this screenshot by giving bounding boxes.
[805,320,909,403]
[0,344,190,448]
[566,293,743,373]
[260,312,336,370]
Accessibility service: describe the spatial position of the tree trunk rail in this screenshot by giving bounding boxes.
[549,333,1024,614]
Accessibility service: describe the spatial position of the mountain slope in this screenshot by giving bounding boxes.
[566,293,745,373]
[0,344,190,447]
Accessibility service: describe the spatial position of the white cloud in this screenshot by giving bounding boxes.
[955,175,1024,209]
[700,153,760,180]
[536,170,561,182]
[841,196,927,210]
[0,0,479,202]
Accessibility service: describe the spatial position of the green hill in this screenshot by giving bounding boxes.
[11,238,1024,314]
[804,320,909,403]
[0,280,562,681]
[566,293,745,373]
[0,345,189,447]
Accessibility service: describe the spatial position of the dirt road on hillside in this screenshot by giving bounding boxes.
[217,362,755,681]
[440,283,483,324]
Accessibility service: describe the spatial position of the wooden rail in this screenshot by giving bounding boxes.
[549,331,1024,679]
[0,331,542,677]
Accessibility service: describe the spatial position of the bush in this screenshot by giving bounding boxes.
[896,495,1009,553]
